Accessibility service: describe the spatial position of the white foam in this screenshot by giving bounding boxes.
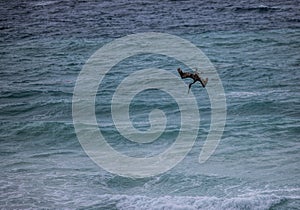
[32,1,58,7]
[227,89,291,99]
[95,192,287,210]
[227,91,261,98]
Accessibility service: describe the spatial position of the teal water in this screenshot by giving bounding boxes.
[1,0,299,209]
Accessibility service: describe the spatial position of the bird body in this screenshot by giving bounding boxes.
[177,68,208,93]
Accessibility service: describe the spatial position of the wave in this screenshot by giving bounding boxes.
[0,88,72,99]
[82,191,299,210]
[232,5,280,13]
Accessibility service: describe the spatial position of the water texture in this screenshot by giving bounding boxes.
[0,0,299,209]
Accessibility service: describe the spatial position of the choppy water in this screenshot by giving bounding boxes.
[1,0,299,209]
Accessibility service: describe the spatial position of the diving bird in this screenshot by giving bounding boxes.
[177,68,208,93]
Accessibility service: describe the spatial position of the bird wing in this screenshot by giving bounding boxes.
[177,68,193,79]
[177,68,208,88]
[197,77,208,88]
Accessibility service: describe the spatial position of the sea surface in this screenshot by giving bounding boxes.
[1,0,299,209]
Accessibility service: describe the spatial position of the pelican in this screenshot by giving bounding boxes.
[177,68,208,93]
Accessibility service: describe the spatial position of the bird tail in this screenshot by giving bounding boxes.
[200,78,208,88]
[203,78,208,87]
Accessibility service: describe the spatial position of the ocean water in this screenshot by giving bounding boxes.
[1,0,299,209]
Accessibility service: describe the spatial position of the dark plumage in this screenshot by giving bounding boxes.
[177,68,208,93]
